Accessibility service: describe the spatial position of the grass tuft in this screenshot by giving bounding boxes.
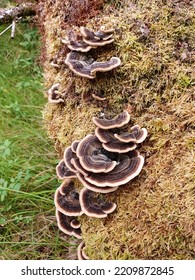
[0,21,76,259]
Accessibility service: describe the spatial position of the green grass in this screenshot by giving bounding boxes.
[0,21,75,259]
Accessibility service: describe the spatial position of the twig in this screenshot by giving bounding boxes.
[11,20,16,39]
[0,23,12,36]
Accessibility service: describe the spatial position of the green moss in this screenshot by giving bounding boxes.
[40,0,195,259]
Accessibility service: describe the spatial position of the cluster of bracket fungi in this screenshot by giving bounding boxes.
[47,26,121,104]
[54,110,148,259]
[63,26,121,79]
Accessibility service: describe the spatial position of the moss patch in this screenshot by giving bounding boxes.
[39,0,195,259]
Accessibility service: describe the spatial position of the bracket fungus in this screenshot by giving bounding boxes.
[65,51,121,79]
[80,187,116,218]
[92,110,130,129]
[54,180,82,216]
[47,83,64,104]
[114,125,148,144]
[77,241,89,260]
[56,210,82,239]
[56,159,76,179]
[80,26,115,46]
[63,25,121,80]
[54,111,148,259]
[62,37,96,52]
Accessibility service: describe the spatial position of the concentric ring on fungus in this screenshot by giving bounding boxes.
[56,210,82,239]
[85,155,145,187]
[54,180,82,216]
[92,110,130,129]
[79,187,117,218]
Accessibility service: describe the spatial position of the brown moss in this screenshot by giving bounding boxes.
[39,0,195,259]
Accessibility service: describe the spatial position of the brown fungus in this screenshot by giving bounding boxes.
[95,127,114,143]
[71,157,90,177]
[62,37,96,52]
[77,241,89,260]
[92,110,130,129]
[76,134,116,173]
[65,52,95,79]
[76,134,102,158]
[71,140,80,153]
[56,159,76,179]
[79,187,116,218]
[80,26,115,46]
[85,155,145,187]
[63,146,78,173]
[80,26,115,41]
[54,180,82,216]
[65,51,121,79]
[56,209,82,239]
[70,219,81,229]
[77,173,118,194]
[102,140,137,153]
[90,57,121,75]
[47,83,64,104]
[114,125,148,144]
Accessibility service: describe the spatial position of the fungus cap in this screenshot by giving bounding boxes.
[70,219,81,229]
[80,26,114,41]
[77,241,89,260]
[71,140,80,153]
[56,210,82,239]
[76,134,102,158]
[77,173,118,193]
[92,93,107,101]
[54,180,82,216]
[92,110,130,129]
[79,187,116,218]
[62,37,96,52]
[114,125,148,144]
[85,155,145,187]
[65,52,120,79]
[91,57,121,74]
[83,37,114,46]
[47,83,64,104]
[95,127,116,143]
[71,157,89,177]
[63,146,78,172]
[102,141,137,153]
[56,159,76,179]
[79,154,117,173]
[65,53,95,79]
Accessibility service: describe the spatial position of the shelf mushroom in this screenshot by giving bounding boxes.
[114,125,148,144]
[85,154,145,187]
[76,134,117,173]
[80,26,115,46]
[79,187,116,218]
[56,159,76,179]
[62,37,96,52]
[56,209,82,239]
[76,173,118,194]
[77,241,89,260]
[47,83,64,104]
[92,110,130,129]
[65,51,121,79]
[54,180,83,216]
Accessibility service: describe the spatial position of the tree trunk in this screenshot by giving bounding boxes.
[0,3,36,25]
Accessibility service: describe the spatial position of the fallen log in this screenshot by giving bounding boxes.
[0,2,36,25]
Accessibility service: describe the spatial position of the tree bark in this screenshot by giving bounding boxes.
[0,3,36,25]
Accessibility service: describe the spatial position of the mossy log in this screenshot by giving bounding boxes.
[0,2,36,25]
[38,0,195,259]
